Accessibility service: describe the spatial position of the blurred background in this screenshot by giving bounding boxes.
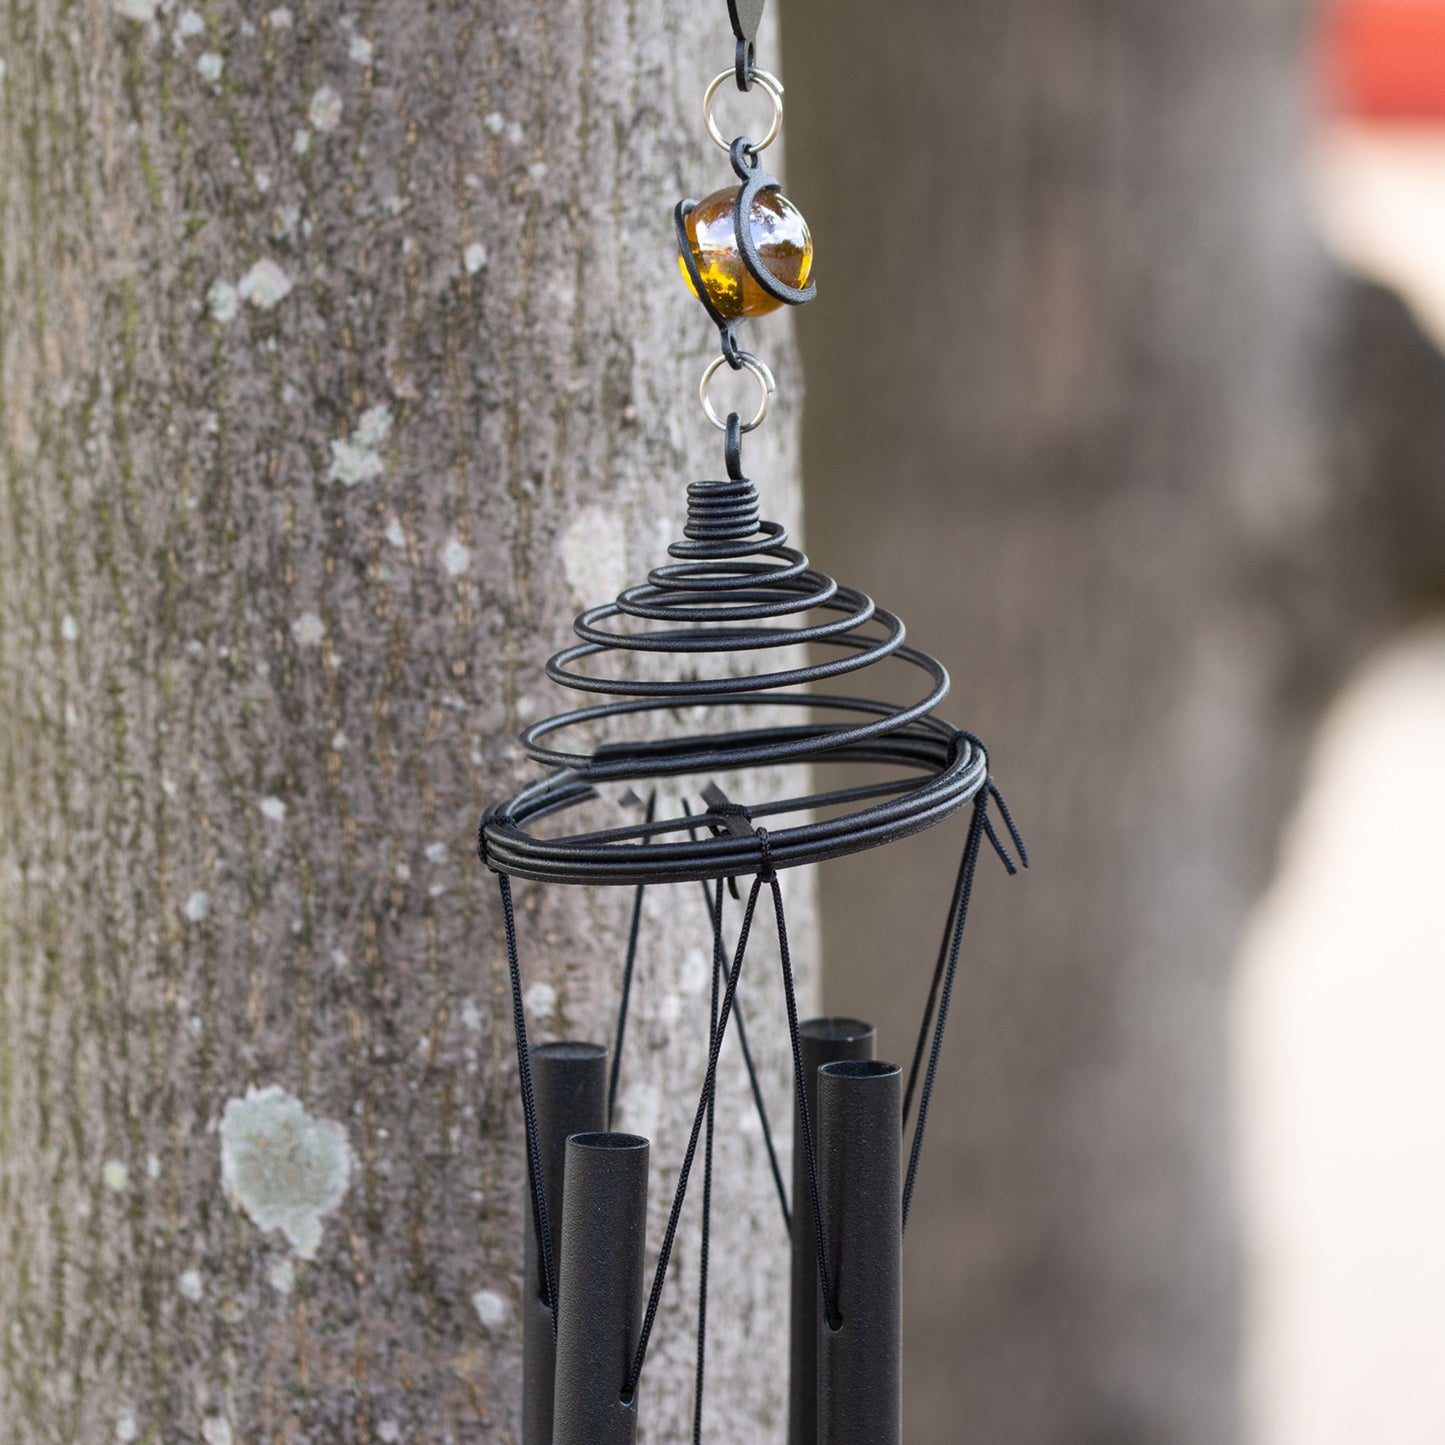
[777,0,1445,1440]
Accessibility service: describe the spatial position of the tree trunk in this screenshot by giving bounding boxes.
[782,1,1445,1442]
[0,2,813,1441]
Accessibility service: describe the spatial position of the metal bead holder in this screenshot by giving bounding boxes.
[478,3,1027,1441]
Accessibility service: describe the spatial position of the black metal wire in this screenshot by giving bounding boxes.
[479,439,988,886]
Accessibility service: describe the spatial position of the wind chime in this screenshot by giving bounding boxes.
[478,3,1025,1441]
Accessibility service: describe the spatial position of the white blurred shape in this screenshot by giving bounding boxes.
[1236,626,1445,1445]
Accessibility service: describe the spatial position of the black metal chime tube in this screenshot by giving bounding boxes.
[816,1059,902,1445]
[524,1041,608,1445]
[789,1017,876,1445]
[552,1131,650,1445]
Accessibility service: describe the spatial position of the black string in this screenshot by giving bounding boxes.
[901,799,986,1235]
[624,874,762,1402]
[610,792,657,1127]
[717,922,791,1232]
[902,844,964,1134]
[903,775,1029,1135]
[684,804,791,1232]
[693,870,726,1445]
[763,835,840,1330]
[499,873,559,1335]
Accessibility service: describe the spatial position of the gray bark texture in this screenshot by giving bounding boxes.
[782,1,1445,1442]
[0,2,814,1441]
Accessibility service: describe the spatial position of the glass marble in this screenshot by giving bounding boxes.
[679,185,813,320]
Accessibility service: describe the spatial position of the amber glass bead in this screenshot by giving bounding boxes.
[679,185,813,320]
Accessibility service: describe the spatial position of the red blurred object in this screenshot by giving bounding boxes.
[1322,0,1445,118]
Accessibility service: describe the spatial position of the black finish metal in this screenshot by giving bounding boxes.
[477,441,990,886]
[552,1132,650,1445]
[729,139,817,309]
[524,1042,608,1445]
[789,1019,876,1445]
[817,1060,902,1445]
[728,0,765,43]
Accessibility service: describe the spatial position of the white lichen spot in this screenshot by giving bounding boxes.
[267,1256,296,1294]
[460,1000,482,1032]
[268,6,293,28]
[326,437,381,486]
[348,32,372,65]
[377,1423,401,1444]
[178,1268,203,1301]
[463,242,488,274]
[308,84,342,132]
[259,795,287,823]
[291,612,325,647]
[384,516,407,548]
[176,8,204,38]
[147,1153,161,1180]
[184,890,211,922]
[61,613,79,641]
[113,0,159,22]
[472,1288,509,1328]
[207,279,238,323]
[220,1085,352,1259]
[255,169,271,194]
[483,111,505,135]
[237,258,293,310]
[395,861,411,882]
[102,1159,129,1192]
[356,404,392,447]
[331,730,349,751]
[560,503,628,605]
[115,1414,138,1443]
[525,981,557,1019]
[441,538,471,577]
[425,842,448,864]
[327,405,390,486]
[528,161,548,181]
[197,51,223,83]
[202,1416,233,1445]
[292,127,311,156]
[273,204,300,239]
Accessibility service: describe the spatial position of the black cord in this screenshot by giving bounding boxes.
[609,791,657,1127]
[685,800,791,1232]
[623,874,763,1402]
[763,839,840,1329]
[499,873,558,1334]
[901,800,985,1234]
[692,873,726,1444]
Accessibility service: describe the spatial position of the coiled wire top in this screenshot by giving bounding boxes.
[480,425,987,886]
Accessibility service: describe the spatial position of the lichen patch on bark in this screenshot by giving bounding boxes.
[219,1085,352,1259]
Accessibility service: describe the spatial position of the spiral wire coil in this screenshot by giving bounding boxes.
[481,419,988,885]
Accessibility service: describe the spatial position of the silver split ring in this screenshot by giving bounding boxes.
[699,352,775,432]
[702,68,784,154]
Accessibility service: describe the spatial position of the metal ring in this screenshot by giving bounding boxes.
[703,68,784,153]
[700,352,774,432]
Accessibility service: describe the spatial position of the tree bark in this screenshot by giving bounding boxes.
[0,2,813,1441]
[781,1,1445,1442]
